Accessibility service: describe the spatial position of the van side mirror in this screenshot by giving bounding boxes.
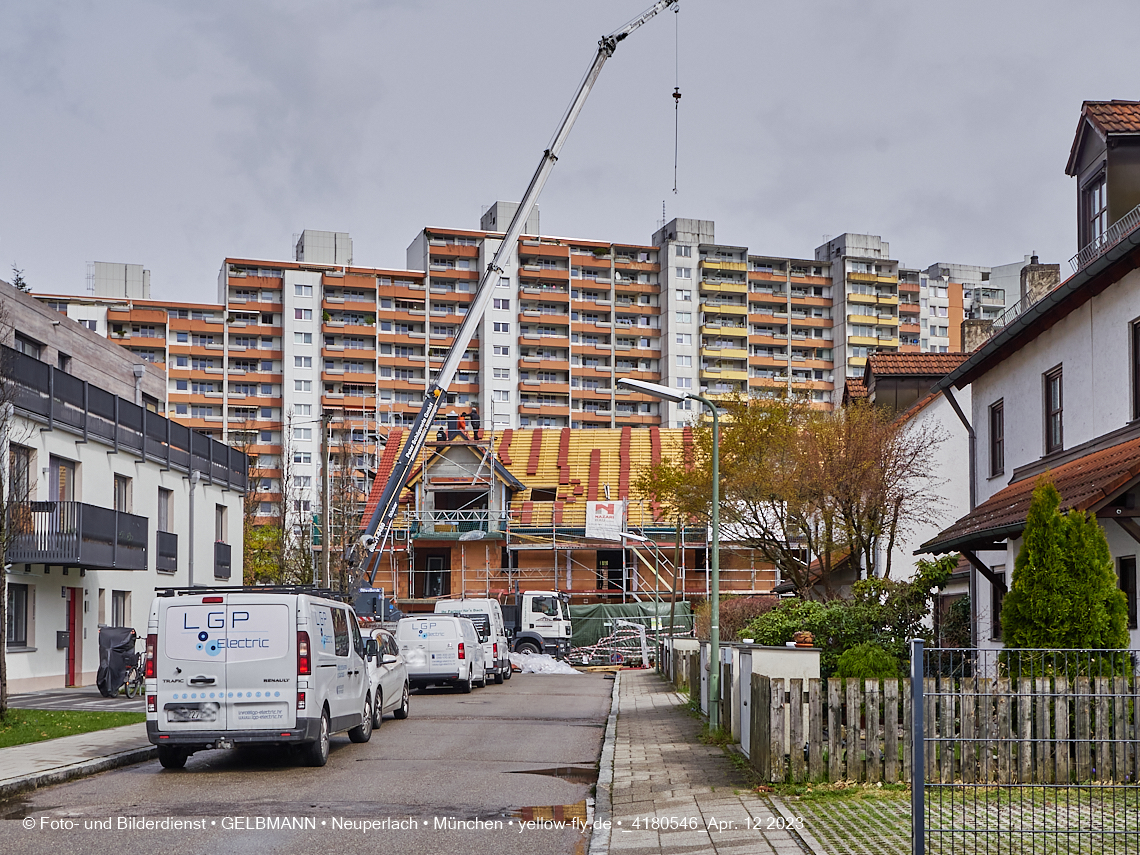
[382,653,399,665]
[364,638,379,659]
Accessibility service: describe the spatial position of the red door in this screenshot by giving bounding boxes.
[66,588,79,686]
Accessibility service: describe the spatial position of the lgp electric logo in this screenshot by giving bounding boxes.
[196,630,221,656]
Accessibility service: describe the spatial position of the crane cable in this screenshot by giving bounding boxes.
[672,3,681,194]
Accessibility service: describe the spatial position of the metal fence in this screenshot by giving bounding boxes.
[913,642,1140,854]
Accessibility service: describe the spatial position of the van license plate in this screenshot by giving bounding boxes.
[165,703,218,723]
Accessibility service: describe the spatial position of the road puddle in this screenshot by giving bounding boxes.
[508,765,596,785]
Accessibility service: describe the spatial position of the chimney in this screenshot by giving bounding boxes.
[1020,257,1061,305]
[962,319,995,352]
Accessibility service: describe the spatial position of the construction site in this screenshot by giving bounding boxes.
[354,420,777,613]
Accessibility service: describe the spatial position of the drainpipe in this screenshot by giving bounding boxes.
[188,470,201,587]
[941,386,976,646]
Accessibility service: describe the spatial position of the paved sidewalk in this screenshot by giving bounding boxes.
[595,669,805,855]
[0,722,155,799]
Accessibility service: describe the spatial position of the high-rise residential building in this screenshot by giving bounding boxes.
[34,218,1037,537]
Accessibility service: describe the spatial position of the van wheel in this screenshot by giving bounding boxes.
[157,746,188,770]
[494,668,505,685]
[393,684,410,720]
[349,695,373,743]
[303,710,330,766]
[517,641,541,656]
[459,673,473,694]
[372,690,384,730]
[503,664,512,680]
[475,669,487,689]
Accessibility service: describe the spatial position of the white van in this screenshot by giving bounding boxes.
[144,588,373,770]
[434,597,511,684]
[395,615,485,693]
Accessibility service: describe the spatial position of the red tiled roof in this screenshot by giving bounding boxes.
[843,376,868,402]
[922,434,1140,553]
[361,428,404,523]
[1083,100,1140,135]
[867,352,969,377]
[1066,101,1140,176]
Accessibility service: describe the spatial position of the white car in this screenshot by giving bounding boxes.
[363,629,410,728]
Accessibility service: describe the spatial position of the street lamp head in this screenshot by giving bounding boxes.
[617,377,690,404]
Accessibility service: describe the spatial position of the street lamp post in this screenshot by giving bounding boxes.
[618,378,722,730]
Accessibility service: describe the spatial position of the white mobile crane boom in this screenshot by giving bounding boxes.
[356,0,678,581]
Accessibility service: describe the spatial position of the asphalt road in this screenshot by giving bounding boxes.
[2,671,614,855]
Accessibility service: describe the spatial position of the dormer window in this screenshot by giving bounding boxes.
[1083,172,1108,248]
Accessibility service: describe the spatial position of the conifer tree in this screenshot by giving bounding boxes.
[1002,475,1128,649]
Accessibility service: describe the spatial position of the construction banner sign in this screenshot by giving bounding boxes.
[586,500,626,542]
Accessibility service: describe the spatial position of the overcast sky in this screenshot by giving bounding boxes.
[3,0,1138,303]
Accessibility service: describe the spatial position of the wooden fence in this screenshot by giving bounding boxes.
[669,655,1140,784]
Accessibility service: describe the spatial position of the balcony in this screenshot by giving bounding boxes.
[214,541,231,580]
[405,509,508,539]
[157,530,178,573]
[7,502,148,571]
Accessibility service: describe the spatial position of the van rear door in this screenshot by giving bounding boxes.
[157,596,229,732]
[224,595,296,730]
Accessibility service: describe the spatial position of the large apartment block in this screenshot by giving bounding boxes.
[36,216,1034,533]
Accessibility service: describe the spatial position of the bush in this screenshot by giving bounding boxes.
[741,555,957,678]
[835,642,900,680]
[693,595,777,641]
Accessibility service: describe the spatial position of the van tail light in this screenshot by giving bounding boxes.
[493,643,498,658]
[297,691,306,710]
[297,631,311,676]
[144,634,157,679]
[458,643,466,660]
[147,695,157,714]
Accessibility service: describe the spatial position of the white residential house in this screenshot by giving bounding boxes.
[921,100,1140,650]
[2,281,246,692]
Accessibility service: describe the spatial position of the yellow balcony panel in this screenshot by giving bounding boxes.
[701,368,749,381]
[876,275,899,284]
[700,260,747,272]
[877,294,899,305]
[848,335,879,346]
[875,316,899,327]
[701,346,749,359]
[701,280,748,294]
[700,324,748,338]
[875,337,900,347]
[848,356,867,367]
[847,313,879,325]
[701,302,748,315]
[846,292,877,305]
[848,272,877,283]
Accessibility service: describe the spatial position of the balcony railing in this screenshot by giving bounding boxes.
[157,530,178,573]
[7,501,148,570]
[402,509,510,538]
[1070,202,1140,272]
[2,345,247,492]
[214,541,231,580]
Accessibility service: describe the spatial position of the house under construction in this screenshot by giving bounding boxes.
[359,424,778,610]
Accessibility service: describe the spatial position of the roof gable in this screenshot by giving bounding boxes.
[1066,100,1140,176]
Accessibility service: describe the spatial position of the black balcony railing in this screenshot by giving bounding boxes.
[157,530,178,573]
[8,501,148,571]
[214,541,232,580]
[1,345,246,492]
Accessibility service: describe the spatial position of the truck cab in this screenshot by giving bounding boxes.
[501,590,572,659]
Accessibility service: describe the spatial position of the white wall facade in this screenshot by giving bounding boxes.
[968,266,1140,648]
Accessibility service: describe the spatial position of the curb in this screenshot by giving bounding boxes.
[588,671,620,855]
[0,745,157,801]
[770,794,828,855]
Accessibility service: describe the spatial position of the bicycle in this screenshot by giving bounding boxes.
[122,650,144,698]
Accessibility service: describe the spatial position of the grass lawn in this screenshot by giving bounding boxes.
[0,709,146,749]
